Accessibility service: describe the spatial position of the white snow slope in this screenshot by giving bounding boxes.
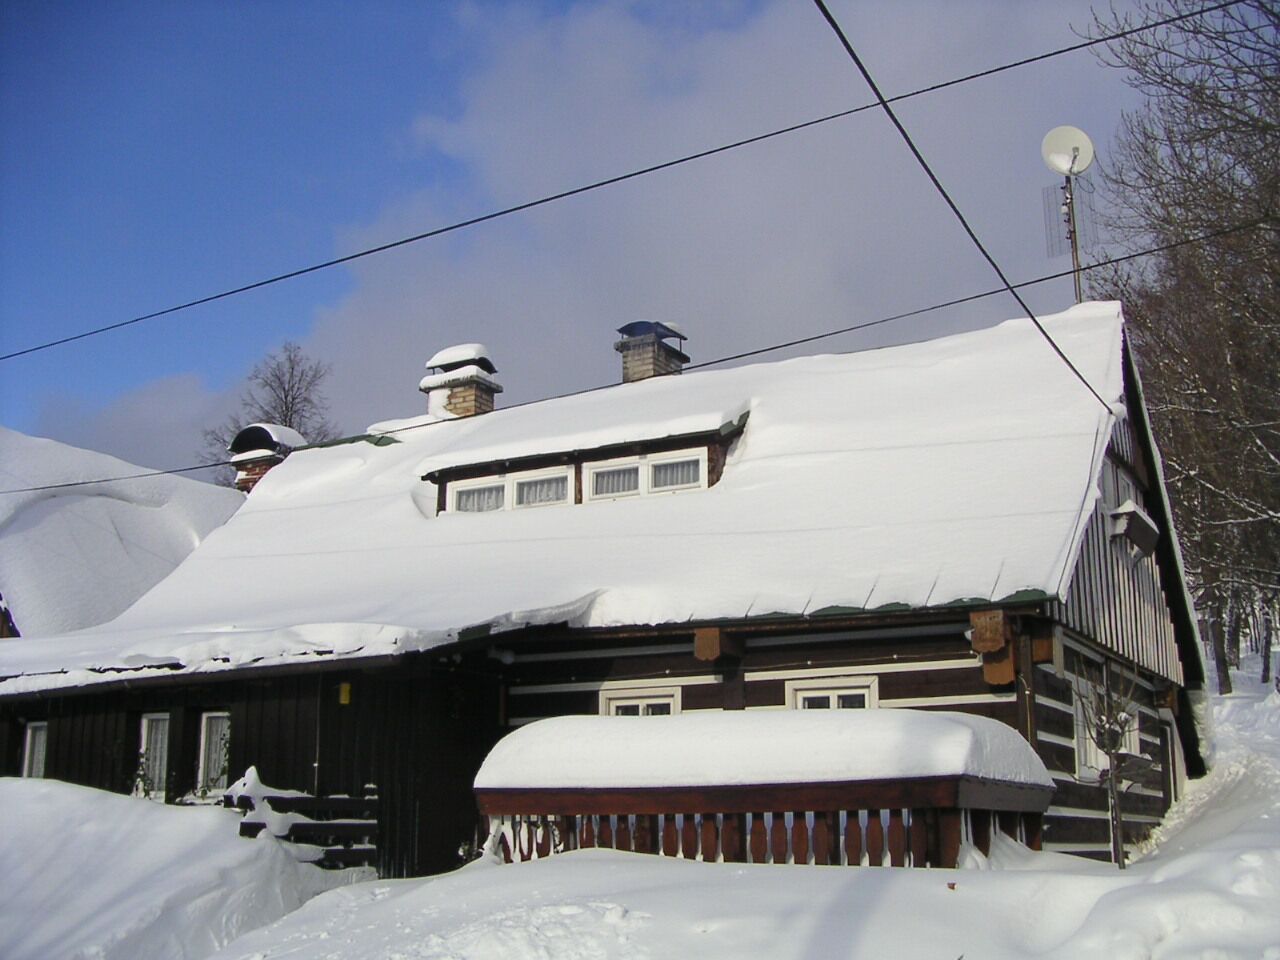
[0,779,360,960]
[0,426,242,636]
[208,661,1280,960]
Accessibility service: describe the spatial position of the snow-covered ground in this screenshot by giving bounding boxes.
[208,662,1279,960]
[5,661,1276,960]
[0,780,362,960]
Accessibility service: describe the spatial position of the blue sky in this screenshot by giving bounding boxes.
[2,0,1142,471]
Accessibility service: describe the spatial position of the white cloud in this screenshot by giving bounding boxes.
[31,0,1142,463]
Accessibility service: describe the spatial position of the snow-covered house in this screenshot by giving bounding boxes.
[0,303,1204,872]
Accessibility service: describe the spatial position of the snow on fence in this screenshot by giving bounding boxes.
[473,713,1055,869]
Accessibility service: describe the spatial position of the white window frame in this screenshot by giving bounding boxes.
[22,721,47,778]
[449,476,506,514]
[785,675,879,710]
[196,711,231,796]
[447,466,573,514]
[510,466,574,510]
[584,448,708,502]
[599,684,682,716]
[136,712,170,801]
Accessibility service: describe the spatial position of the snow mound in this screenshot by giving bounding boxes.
[0,778,360,960]
[0,427,242,636]
[474,710,1055,789]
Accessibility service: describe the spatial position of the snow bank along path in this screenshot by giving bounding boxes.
[474,710,1055,789]
[0,779,357,960]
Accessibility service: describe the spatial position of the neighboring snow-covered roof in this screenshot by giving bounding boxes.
[0,427,243,637]
[474,711,1055,789]
[0,303,1124,693]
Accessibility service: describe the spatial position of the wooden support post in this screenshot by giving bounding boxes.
[971,810,991,857]
[1023,812,1043,851]
[909,810,929,867]
[887,809,907,866]
[865,809,885,867]
[722,813,746,862]
[938,810,962,868]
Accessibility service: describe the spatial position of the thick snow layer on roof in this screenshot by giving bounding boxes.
[426,342,493,369]
[0,303,1123,691]
[0,427,243,637]
[474,711,1054,789]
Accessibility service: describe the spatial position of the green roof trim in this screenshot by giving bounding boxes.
[303,432,401,450]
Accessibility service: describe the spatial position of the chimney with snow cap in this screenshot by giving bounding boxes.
[614,321,689,383]
[228,422,308,494]
[420,343,502,418]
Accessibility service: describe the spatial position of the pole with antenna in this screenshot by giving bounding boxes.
[1042,126,1095,304]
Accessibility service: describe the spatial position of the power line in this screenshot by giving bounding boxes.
[0,0,1242,365]
[811,0,1113,413]
[0,217,1261,497]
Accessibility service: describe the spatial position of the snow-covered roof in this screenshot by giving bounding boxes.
[474,711,1055,790]
[0,303,1125,694]
[0,428,243,637]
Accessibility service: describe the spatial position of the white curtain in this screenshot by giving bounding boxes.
[651,459,699,489]
[142,716,169,795]
[456,485,505,512]
[200,714,230,792]
[516,476,567,506]
[593,466,639,497]
[24,725,46,778]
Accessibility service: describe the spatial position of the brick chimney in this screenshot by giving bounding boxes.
[228,423,308,494]
[614,321,689,383]
[420,343,502,418]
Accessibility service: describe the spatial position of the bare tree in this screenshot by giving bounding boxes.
[1072,663,1145,868]
[202,342,340,485]
[1090,1,1279,689]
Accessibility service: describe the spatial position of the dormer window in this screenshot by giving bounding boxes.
[425,414,746,517]
[585,450,708,502]
[449,467,572,513]
[515,473,569,507]
[455,482,505,513]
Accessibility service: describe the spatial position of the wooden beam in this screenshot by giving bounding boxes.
[969,610,1015,653]
[982,644,1016,686]
[694,626,744,662]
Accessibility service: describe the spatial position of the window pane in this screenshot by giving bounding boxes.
[592,466,639,497]
[141,716,169,797]
[643,703,672,716]
[836,693,867,709]
[200,714,231,793]
[456,485,504,512]
[613,704,641,716]
[651,459,700,489]
[801,695,831,709]
[515,475,567,506]
[24,724,47,778]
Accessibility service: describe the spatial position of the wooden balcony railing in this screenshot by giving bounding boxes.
[477,776,1052,869]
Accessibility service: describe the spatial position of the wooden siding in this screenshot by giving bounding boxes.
[1032,655,1171,858]
[1054,450,1182,683]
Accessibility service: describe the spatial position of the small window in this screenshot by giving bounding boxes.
[592,465,640,498]
[22,722,47,778]
[600,685,681,716]
[197,712,231,796]
[651,457,700,491]
[799,691,868,710]
[455,484,504,513]
[515,474,568,508]
[136,713,170,801]
[785,676,878,710]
